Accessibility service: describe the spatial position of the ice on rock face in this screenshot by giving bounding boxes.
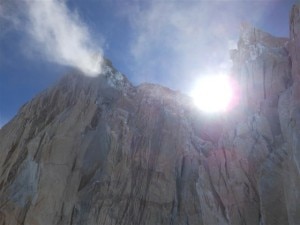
[115,72,124,81]
[249,44,265,60]
[101,62,131,91]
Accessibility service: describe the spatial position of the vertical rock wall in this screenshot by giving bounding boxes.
[0,4,300,225]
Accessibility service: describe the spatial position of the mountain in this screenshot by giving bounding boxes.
[1,4,300,225]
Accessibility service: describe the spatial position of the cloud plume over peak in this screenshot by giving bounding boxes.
[24,0,103,76]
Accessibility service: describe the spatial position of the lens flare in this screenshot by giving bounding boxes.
[190,74,235,113]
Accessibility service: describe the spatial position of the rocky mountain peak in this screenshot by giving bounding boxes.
[239,22,288,48]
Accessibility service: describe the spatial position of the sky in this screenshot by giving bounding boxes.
[0,0,298,127]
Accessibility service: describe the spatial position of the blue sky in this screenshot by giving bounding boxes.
[0,0,297,127]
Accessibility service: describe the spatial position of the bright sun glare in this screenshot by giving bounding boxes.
[190,75,234,113]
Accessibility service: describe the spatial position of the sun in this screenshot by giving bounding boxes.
[190,75,234,113]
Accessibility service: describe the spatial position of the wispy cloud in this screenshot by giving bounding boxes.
[24,0,103,76]
[125,0,278,91]
[0,1,22,39]
[1,0,103,76]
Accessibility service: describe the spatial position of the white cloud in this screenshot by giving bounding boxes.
[0,1,22,39]
[24,0,103,76]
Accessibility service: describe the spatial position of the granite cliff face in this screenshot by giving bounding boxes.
[1,5,300,225]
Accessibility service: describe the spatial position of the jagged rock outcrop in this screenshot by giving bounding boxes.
[1,4,300,225]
